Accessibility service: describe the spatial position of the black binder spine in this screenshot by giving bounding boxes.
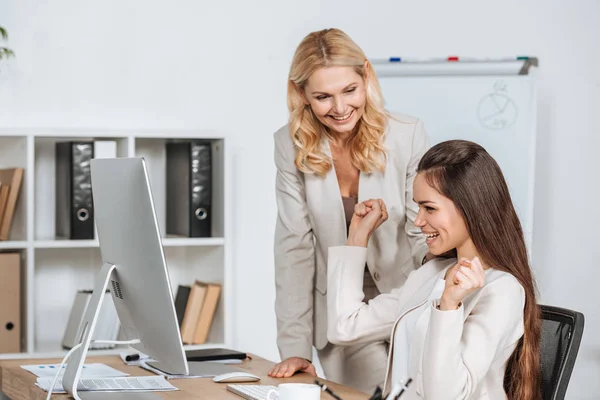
[55,142,95,240]
[190,142,211,237]
[166,141,212,237]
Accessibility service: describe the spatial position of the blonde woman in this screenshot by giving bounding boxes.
[268,28,430,393]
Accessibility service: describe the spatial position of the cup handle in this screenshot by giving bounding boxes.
[266,389,279,400]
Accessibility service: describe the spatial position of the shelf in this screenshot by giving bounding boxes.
[162,237,225,247]
[33,237,225,249]
[35,239,99,249]
[0,128,226,140]
[3,129,231,357]
[0,241,27,249]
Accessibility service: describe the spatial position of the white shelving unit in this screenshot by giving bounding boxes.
[0,129,233,358]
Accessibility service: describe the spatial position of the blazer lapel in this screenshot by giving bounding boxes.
[304,139,347,245]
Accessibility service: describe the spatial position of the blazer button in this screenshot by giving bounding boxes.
[373,271,381,281]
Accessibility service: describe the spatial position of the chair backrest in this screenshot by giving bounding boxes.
[539,305,584,400]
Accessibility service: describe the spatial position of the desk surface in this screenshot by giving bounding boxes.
[0,354,370,399]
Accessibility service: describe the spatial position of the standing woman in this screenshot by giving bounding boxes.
[268,28,429,393]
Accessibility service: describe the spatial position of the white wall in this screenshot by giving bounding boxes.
[1,1,598,398]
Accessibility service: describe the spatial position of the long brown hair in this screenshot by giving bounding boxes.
[287,28,388,176]
[417,140,541,400]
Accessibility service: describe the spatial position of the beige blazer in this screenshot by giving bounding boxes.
[274,113,429,361]
[327,247,526,400]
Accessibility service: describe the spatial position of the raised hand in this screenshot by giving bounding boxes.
[347,198,388,247]
[440,257,485,310]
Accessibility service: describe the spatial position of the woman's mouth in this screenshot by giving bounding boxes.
[424,231,440,245]
[328,110,354,122]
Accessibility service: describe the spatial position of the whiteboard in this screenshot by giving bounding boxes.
[373,62,538,247]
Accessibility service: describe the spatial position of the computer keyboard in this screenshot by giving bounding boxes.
[226,384,278,400]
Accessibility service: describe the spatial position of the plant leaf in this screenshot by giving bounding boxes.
[0,47,15,59]
[0,26,7,40]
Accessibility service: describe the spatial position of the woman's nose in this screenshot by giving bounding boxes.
[414,208,426,227]
[332,95,345,113]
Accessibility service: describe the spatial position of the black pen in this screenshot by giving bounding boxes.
[125,353,140,362]
[393,378,412,400]
[314,380,343,400]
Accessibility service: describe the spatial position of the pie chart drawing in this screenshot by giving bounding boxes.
[477,93,518,130]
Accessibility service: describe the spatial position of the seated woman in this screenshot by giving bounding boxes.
[327,140,540,399]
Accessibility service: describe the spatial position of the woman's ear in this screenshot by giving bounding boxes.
[363,59,370,82]
[290,81,309,105]
[296,83,310,106]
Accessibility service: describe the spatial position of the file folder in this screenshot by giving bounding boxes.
[0,168,24,241]
[55,142,95,240]
[166,141,212,237]
[0,252,21,353]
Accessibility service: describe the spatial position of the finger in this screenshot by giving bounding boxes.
[360,201,381,220]
[471,256,484,272]
[363,199,381,212]
[268,365,280,377]
[471,257,486,285]
[458,266,480,286]
[454,270,473,288]
[377,199,388,222]
[449,264,461,285]
[459,258,471,268]
[380,207,388,223]
[354,202,368,217]
[278,362,293,377]
[283,363,297,377]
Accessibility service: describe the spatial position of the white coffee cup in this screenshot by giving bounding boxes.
[266,383,321,400]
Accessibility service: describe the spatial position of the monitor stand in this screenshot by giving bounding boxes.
[61,262,163,400]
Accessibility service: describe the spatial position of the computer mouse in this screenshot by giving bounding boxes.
[212,371,261,383]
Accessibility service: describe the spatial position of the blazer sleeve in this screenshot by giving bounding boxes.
[404,120,429,267]
[273,129,316,361]
[327,246,401,346]
[421,275,526,399]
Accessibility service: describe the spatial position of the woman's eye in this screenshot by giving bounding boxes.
[425,206,435,212]
[316,95,328,101]
[345,87,356,94]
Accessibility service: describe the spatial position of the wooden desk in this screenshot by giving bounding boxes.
[0,354,370,399]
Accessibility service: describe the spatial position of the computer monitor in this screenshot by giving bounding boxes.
[63,157,189,398]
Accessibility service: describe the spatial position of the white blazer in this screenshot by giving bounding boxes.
[327,246,525,400]
[274,113,429,361]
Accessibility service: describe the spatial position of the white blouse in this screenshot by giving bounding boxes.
[391,277,446,387]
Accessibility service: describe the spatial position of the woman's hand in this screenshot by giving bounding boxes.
[439,257,485,310]
[347,199,388,247]
[267,357,317,378]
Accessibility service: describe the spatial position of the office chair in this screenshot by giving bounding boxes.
[539,305,584,400]
[507,304,585,400]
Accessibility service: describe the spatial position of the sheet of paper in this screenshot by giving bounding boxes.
[35,376,178,393]
[22,363,128,379]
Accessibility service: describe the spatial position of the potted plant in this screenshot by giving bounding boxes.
[0,26,14,60]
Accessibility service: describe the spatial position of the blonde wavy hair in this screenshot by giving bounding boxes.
[287,28,388,176]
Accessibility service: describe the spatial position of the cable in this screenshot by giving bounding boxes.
[46,338,141,400]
